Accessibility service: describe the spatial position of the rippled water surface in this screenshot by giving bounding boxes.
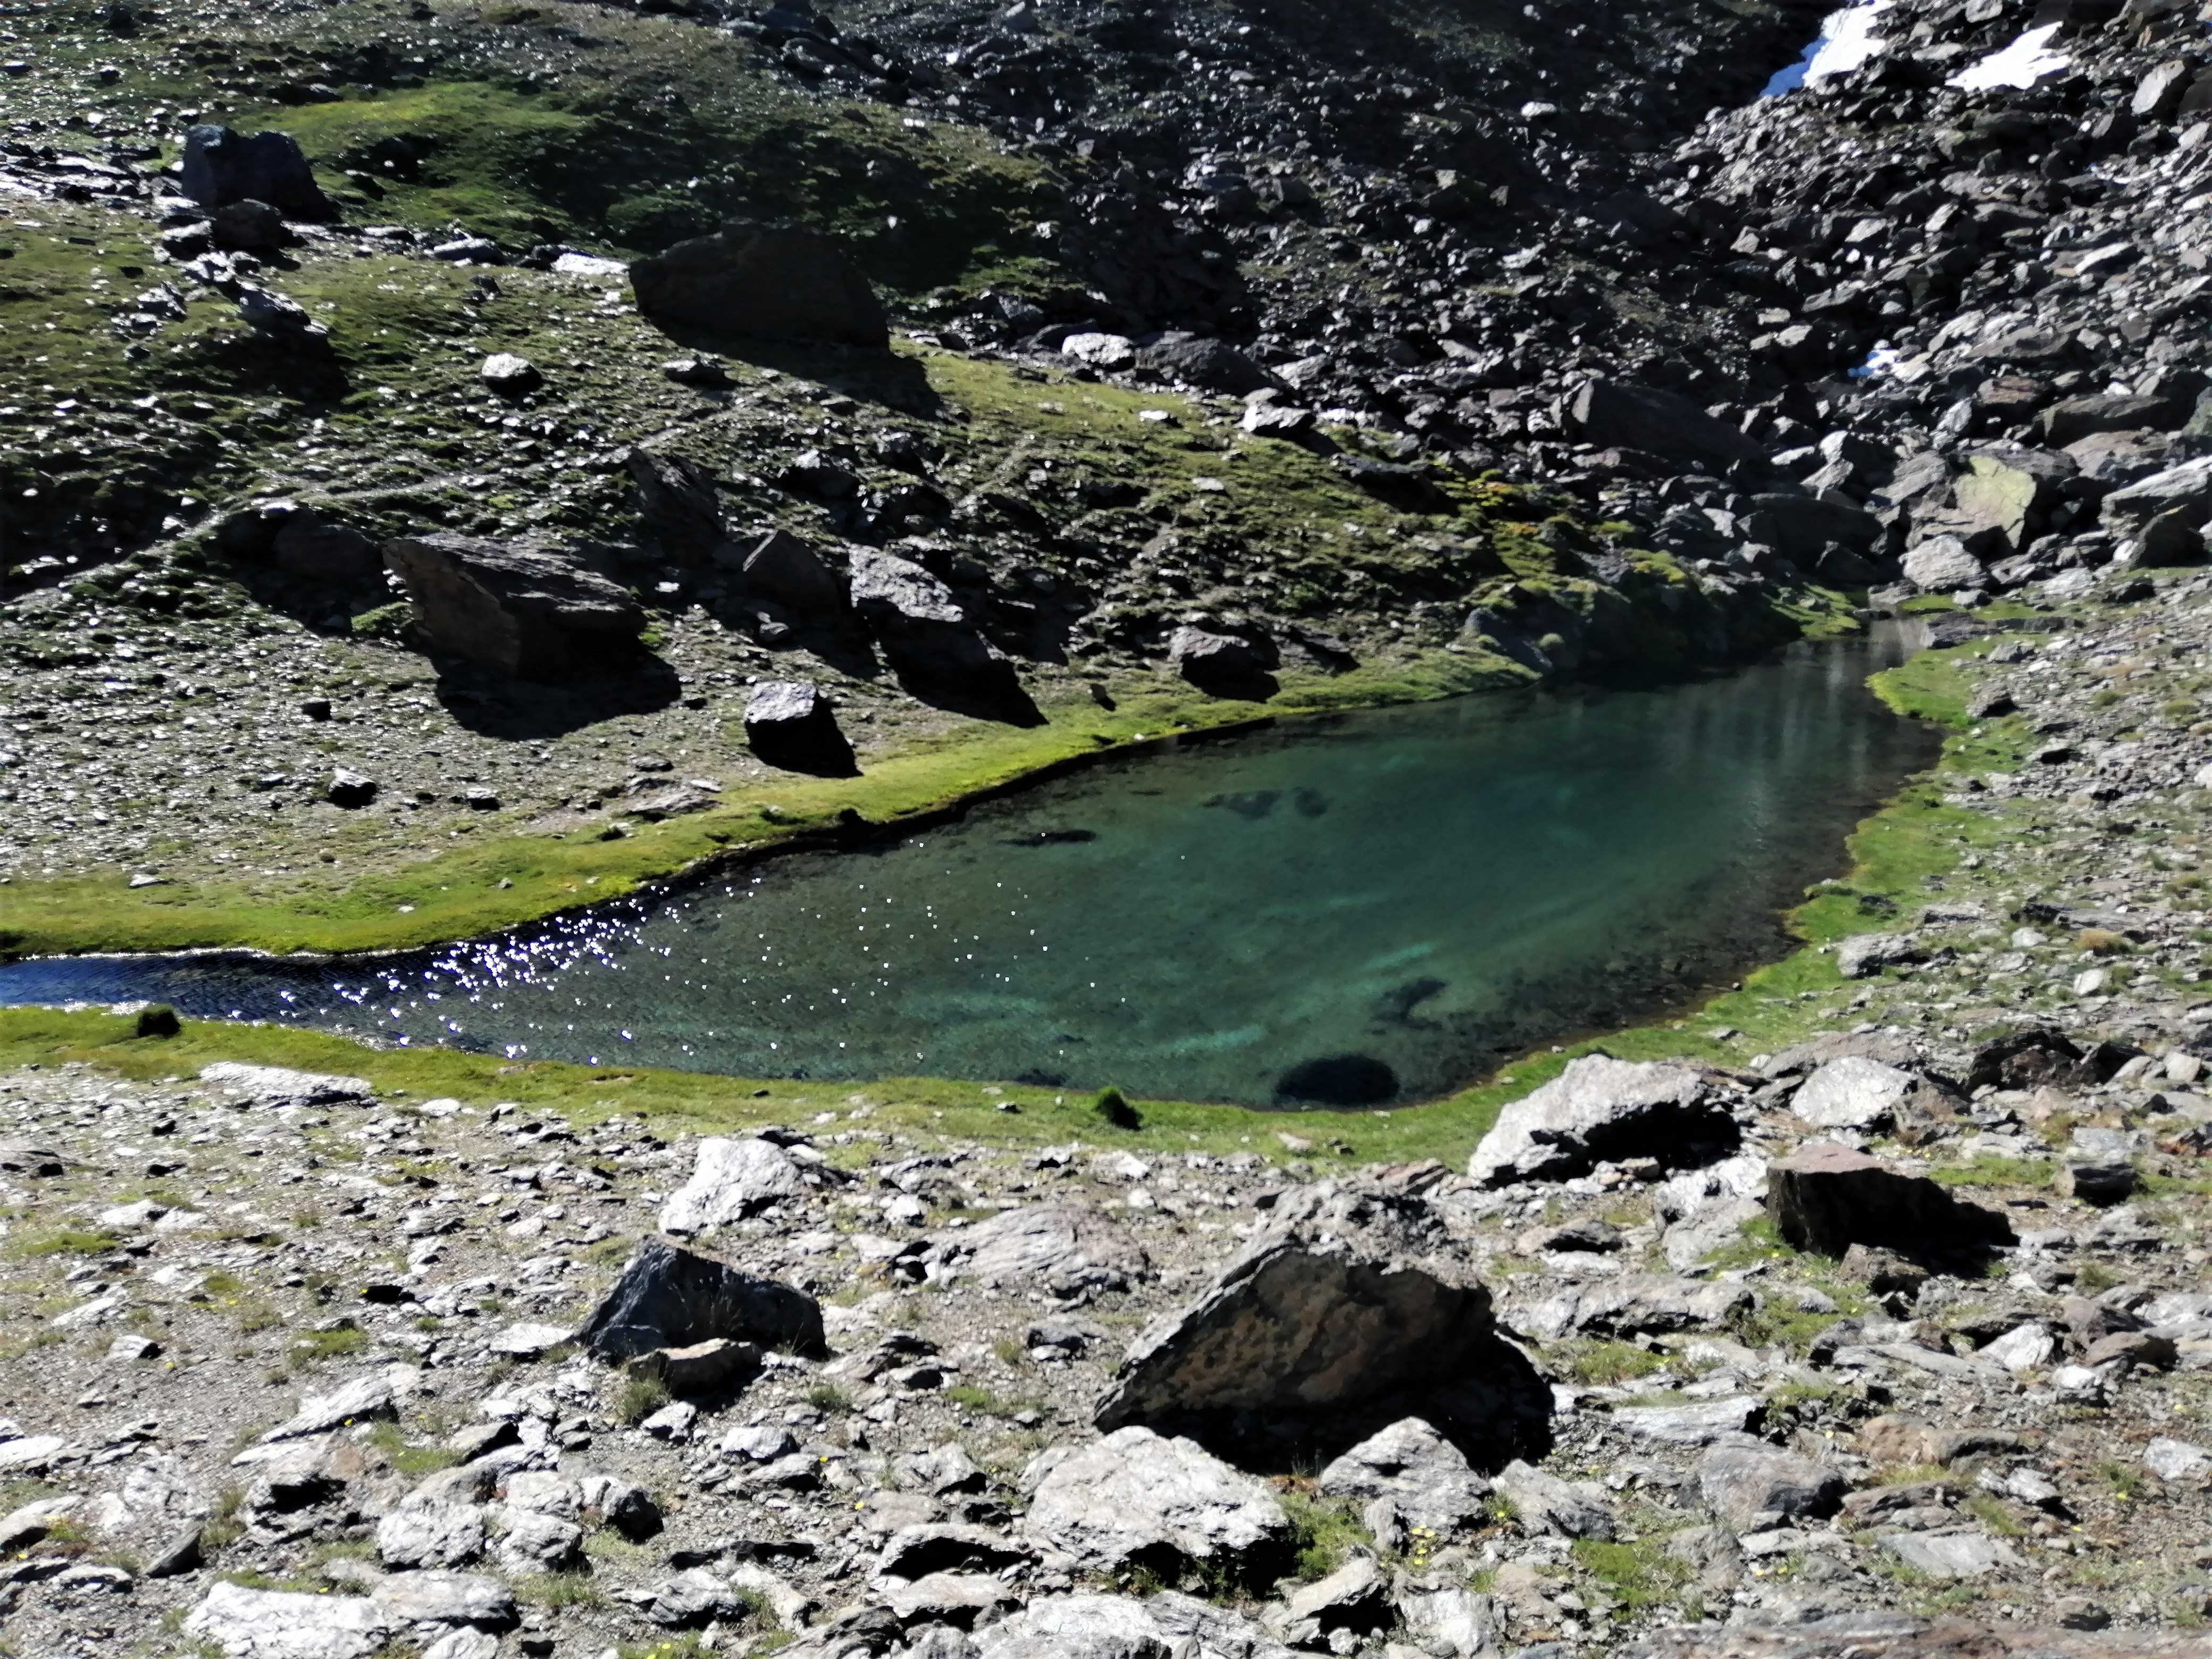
[0,634,1939,1105]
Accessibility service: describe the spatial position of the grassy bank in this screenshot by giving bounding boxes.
[0,631,2014,1162]
[0,650,1539,963]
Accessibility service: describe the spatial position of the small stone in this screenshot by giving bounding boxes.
[328,769,378,808]
[479,353,541,395]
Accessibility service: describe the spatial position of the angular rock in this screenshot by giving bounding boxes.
[479,353,540,395]
[1878,1528,2022,1580]
[1494,1459,1615,1540]
[2057,1159,2137,1205]
[626,1337,760,1398]
[577,1236,826,1360]
[2102,457,2212,537]
[1093,1183,1505,1434]
[660,1136,809,1232]
[1613,1396,1760,1447]
[371,1570,518,1632]
[976,1593,1172,1659]
[376,1504,485,1570]
[1697,1442,1843,1530]
[2144,1436,2212,1481]
[199,1062,373,1109]
[1901,534,1989,593]
[180,125,332,219]
[744,681,856,777]
[263,1372,399,1442]
[631,221,888,347]
[1836,933,1924,979]
[1168,625,1276,696]
[1565,379,1766,470]
[1524,1273,1752,1340]
[848,549,1021,703]
[382,533,646,678]
[1020,1426,1290,1578]
[1316,1417,1490,1533]
[731,527,841,614]
[1789,1055,1920,1132]
[1137,334,1275,396]
[1470,1054,1735,1186]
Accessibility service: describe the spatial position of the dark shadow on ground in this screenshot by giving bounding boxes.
[432,651,685,739]
[1128,1334,1557,1477]
[646,323,944,418]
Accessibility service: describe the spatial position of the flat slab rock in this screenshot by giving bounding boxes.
[1020,1426,1288,1574]
[198,1061,374,1109]
[1469,1055,1736,1185]
[929,1203,1149,1297]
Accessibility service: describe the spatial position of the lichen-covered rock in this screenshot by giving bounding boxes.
[1470,1055,1735,1185]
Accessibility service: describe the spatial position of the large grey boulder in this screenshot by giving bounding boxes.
[1020,1427,1290,1578]
[382,533,645,679]
[1914,448,2072,558]
[371,1571,517,1633]
[1740,491,1882,566]
[2103,457,2212,537]
[199,1062,373,1109]
[1169,625,1277,696]
[1494,1459,1615,1540]
[730,527,842,614]
[1469,1055,1735,1186]
[1316,1417,1490,1533]
[1092,1183,1505,1435]
[1877,1529,2023,1580]
[1697,1442,1844,1529]
[1789,1055,1920,1132]
[658,1137,809,1232]
[975,1594,1169,1659]
[848,549,1022,703]
[1522,1273,1750,1341]
[630,222,888,347]
[577,1237,825,1361]
[1766,1143,2010,1260]
[1900,534,1988,594]
[180,124,333,219]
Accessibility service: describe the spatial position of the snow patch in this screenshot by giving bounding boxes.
[1948,23,2071,90]
[1763,1,1892,97]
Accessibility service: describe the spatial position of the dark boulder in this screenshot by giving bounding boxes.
[625,448,725,560]
[381,532,646,678]
[1765,1143,2012,1262]
[179,125,333,220]
[1564,379,1766,471]
[630,222,888,348]
[271,513,381,583]
[849,549,1026,707]
[743,680,857,777]
[1740,492,1883,566]
[578,1236,826,1361]
[209,199,292,253]
[1136,334,1277,396]
[1169,625,1277,697]
[726,528,842,616]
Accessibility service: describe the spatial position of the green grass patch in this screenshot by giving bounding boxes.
[1551,1339,1669,1387]
[1573,1534,1692,1612]
[1279,1489,1372,1583]
[4,1230,119,1259]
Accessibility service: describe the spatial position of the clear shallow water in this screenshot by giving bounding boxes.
[0,634,1938,1107]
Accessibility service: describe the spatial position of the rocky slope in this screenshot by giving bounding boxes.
[10,0,2212,1654]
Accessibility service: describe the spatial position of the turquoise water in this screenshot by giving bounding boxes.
[0,633,1938,1106]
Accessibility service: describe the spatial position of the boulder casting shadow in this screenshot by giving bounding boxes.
[1092,1182,1553,1472]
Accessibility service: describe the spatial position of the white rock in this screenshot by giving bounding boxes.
[1980,1321,2056,1375]
[2144,1436,2212,1481]
[658,1137,808,1233]
[1791,1055,1916,1130]
[183,1581,391,1659]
